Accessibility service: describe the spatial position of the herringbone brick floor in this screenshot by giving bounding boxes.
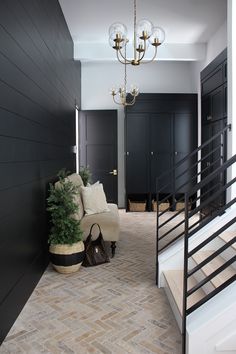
[1,211,182,354]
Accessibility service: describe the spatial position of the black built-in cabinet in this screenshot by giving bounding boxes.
[125,94,198,211]
[201,48,227,215]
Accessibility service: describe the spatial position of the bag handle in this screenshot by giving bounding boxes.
[89,223,102,237]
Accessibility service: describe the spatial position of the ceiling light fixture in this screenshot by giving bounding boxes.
[110,46,139,106]
[108,0,165,66]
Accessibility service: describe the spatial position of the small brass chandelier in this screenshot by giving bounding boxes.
[109,0,165,66]
[110,46,139,106]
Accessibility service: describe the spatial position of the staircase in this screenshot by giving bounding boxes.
[155,124,236,353]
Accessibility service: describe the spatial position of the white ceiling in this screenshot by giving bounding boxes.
[59,0,227,61]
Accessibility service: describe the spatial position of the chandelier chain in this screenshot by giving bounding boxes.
[134,0,137,61]
[124,44,127,90]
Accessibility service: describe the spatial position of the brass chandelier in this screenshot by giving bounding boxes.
[109,0,165,66]
[110,46,139,106]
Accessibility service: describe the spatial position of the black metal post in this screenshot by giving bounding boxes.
[182,192,189,354]
[156,188,160,286]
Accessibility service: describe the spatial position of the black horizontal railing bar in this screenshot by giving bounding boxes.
[192,143,222,169]
[189,173,233,214]
[186,154,236,198]
[158,183,189,205]
[186,274,236,316]
[200,144,223,162]
[172,162,220,199]
[188,176,236,218]
[159,230,186,252]
[188,236,236,277]
[184,217,201,233]
[157,185,173,200]
[178,151,224,192]
[158,190,176,205]
[158,202,173,217]
[158,154,223,206]
[188,216,236,257]
[189,188,226,218]
[158,208,185,229]
[187,256,236,297]
[190,181,223,206]
[188,196,236,240]
[199,156,223,178]
[158,218,185,240]
[156,124,231,187]
[158,145,223,195]
[161,220,199,254]
[158,152,222,206]
[159,212,199,243]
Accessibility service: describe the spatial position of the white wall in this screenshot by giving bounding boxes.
[81,61,196,207]
[205,21,227,68]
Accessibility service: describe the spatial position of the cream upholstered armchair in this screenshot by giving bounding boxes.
[66,173,120,257]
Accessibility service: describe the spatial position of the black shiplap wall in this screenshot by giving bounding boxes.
[0,0,81,343]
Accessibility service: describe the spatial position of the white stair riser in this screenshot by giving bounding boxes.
[162,275,183,332]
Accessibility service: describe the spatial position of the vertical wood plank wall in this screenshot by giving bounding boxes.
[0,0,81,343]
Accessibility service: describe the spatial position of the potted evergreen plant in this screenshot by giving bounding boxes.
[79,166,91,186]
[47,170,84,274]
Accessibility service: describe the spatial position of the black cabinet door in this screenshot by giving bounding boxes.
[126,113,149,193]
[150,113,173,193]
[174,113,197,193]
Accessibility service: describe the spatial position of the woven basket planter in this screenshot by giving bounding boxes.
[129,200,146,212]
[49,241,85,274]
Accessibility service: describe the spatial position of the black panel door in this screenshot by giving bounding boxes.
[150,113,173,193]
[202,87,224,124]
[174,114,197,193]
[79,110,118,203]
[126,113,149,193]
[201,119,226,213]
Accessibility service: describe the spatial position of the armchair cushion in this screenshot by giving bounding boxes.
[81,183,109,215]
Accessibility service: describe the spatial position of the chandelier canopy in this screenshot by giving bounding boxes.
[109,0,165,66]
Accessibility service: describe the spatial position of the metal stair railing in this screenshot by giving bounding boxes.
[182,153,236,354]
[156,124,231,285]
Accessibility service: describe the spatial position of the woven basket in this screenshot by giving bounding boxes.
[129,199,146,212]
[176,201,192,211]
[49,241,85,274]
[152,200,170,212]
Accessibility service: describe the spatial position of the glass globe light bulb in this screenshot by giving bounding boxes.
[130,85,139,97]
[136,19,153,40]
[136,36,149,52]
[108,22,127,44]
[148,26,165,46]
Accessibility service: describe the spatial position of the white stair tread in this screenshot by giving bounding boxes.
[163,270,205,316]
[219,231,236,250]
[192,251,236,288]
